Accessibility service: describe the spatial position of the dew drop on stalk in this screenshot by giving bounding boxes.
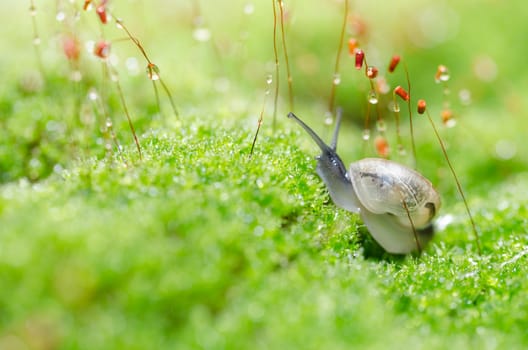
[441,109,456,128]
[459,89,472,105]
[88,88,98,101]
[56,11,66,22]
[324,111,333,126]
[29,5,37,16]
[366,66,378,79]
[391,101,401,112]
[435,65,450,83]
[376,119,386,132]
[367,90,378,104]
[70,70,82,82]
[244,3,255,15]
[115,20,124,30]
[266,74,273,85]
[193,27,211,42]
[495,140,517,160]
[125,57,140,76]
[333,73,341,85]
[376,76,390,94]
[444,119,457,128]
[362,129,371,141]
[146,63,160,81]
[398,144,406,156]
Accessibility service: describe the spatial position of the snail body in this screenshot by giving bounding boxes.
[288,112,441,254]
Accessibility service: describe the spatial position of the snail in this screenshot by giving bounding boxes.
[288,111,441,254]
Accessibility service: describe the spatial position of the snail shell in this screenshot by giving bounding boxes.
[350,158,440,229]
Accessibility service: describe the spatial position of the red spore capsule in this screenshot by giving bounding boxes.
[96,4,107,24]
[355,49,364,70]
[366,66,378,79]
[63,36,80,61]
[83,0,92,11]
[375,136,390,158]
[94,40,111,59]
[388,55,400,73]
[348,38,359,56]
[417,99,426,114]
[394,86,410,101]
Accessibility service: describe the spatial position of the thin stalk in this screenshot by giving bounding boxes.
[402,199,422,253]
[278,0,294,111]
[327,0,348,115]
[425,110,481,255]
[249,95,267,158]
[405,63,417,167]
[108,64,143,160]
[271,0,280,130]
[29,0,45,75]
[115,18,179,118]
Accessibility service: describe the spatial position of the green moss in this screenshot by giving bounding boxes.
[1,0,528,348]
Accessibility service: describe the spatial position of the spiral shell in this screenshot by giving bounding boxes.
[350,158,441,229]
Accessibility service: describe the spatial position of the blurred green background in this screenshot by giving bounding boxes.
[1,0,527,349]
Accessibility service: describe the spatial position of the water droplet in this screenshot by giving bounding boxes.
[33,36,41,45]
[377,77,390,94]
[495,139,517,160]
[109,54,118,66]
[146,64,160,81]
[324,111,333,126]
[436,214,454,231]
[106,119,113,128]
[88,89,98,101]
[459,89,472,105]
[376,119,386,132]
[70,70,82,82]
[266,74,272,85]
[193,27,211,42]
[367,90,378,104]
[392,102,400,112]
[214,77,230,93]
[362,129,370,141]
[244,3,255,15]
[125,57,140,76]
[333,73,341,85]
[435,65,450,83]
[473,55,497,82]
[115,20,124,29]
[441,109,455,127]
[56,11,66,21]
[29,5,37,16]
[366,66,378,79]
[397,144,406,156]
[444,118,457,128]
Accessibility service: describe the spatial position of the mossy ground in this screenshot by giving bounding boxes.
[1,0,527,349]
